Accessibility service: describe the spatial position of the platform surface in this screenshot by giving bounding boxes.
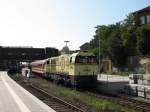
[0,71,56,112]
[98,74,129,82]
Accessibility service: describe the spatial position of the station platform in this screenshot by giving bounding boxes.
[0,71,56,112]
[98,74,129,82]
[97,74,129,95]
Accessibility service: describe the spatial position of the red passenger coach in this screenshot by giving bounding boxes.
[30,59,48,75]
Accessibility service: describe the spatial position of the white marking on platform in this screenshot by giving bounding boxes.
[98,74,129,82]
[1,74,31,112]
[7,74,56,112]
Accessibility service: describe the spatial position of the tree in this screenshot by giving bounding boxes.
[88,14,150,68]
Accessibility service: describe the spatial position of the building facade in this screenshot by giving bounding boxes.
[0,46,58,70]
[133,6,150,25]
[127,55,150,74]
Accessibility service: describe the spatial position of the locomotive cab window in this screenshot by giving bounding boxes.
[70,56,75,64]
[70,57,72,63]
[75,56,97,64]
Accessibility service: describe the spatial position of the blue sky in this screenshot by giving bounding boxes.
[0,0,149,50]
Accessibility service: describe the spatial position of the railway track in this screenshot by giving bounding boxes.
[118,95,150,112]
[14,75,150,112]
[86,91,150,112]
[21,81,86,112]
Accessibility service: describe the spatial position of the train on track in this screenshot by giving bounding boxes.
[30,52,98,88]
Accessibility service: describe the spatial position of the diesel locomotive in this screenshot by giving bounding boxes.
[30,52,98,88]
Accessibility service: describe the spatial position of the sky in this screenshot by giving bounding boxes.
[0,0,149,50]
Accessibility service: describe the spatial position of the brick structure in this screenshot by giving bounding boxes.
[133,6,150,25]
[0,46,58,70]
[127,55,150,74]
[101,59,112,73]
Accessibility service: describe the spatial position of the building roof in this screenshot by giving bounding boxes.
[133,6,150,14]
[71,52,95,57]
[80,42,90,51]
[80,42,89,47]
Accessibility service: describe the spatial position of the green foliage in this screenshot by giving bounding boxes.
[25,76,137,112]
[89,13,150,68]
[9,73,23,81]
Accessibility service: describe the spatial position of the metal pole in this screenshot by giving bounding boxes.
[64,41,70,46]
[99,39,101,76]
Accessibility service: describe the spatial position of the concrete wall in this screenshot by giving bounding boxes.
[97,81,128,95]
[97,74,129,95]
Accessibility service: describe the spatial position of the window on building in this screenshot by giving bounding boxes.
[8,52,13,55]
[146,15,150,23]
[140,16,145,24]
[21,53,26,55]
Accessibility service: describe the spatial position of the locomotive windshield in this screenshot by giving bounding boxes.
[75,56,97,64]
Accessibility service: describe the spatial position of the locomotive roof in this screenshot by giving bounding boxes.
[30,58,49,65]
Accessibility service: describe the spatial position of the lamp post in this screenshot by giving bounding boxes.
[63,40,70,54]
[64,41,70,46]
[98,38,101,77]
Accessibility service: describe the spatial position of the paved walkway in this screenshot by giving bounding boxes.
[0,71,55,112]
